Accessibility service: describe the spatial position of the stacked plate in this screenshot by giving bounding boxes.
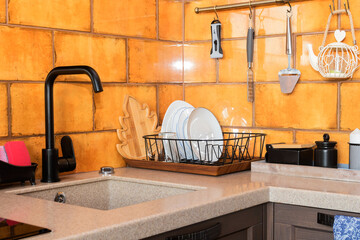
[161,101,223,162]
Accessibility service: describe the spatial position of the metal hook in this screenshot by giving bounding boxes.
[329,4,333,14]
[249,0,253,19]
[344,2,348,14]
[286,1,292,13]
[213,5,219,20]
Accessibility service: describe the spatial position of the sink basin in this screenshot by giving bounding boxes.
[18,178,197,211]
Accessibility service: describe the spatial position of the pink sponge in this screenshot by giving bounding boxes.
[0,146,8,163]
[4,141,31,166]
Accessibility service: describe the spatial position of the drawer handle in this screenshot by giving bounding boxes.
[317,212,334,227]
[165,223,221,240]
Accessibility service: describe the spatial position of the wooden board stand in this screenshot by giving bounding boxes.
[124,159,263,176]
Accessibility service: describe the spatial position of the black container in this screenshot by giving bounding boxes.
[0,161,37,185]
[314,134,337,168]
[265,144,314,166]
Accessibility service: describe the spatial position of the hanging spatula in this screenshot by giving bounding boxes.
[247,15,255,102]
[279,10,301,94]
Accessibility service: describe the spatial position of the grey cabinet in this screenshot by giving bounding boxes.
[146,203,360,240]
[272,203,360,240]
[144,204,265,240]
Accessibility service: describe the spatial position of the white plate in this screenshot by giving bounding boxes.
[162,101,193,133]
[172,107,196,159]
[161,101,194,160]
[187,108,223,162]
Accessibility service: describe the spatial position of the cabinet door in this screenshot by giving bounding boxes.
[145,205,264,240]
[273,203,360,240]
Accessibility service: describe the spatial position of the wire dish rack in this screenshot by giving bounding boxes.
[124,132,266,176]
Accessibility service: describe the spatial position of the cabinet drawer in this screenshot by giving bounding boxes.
[274,204,360,234]
[145,205,264,240]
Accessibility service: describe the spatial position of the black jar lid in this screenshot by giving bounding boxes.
[315,133,337,149]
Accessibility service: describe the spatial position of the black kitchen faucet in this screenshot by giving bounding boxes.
[42,66,103,183]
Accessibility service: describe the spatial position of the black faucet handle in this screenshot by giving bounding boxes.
[58,136,76,173]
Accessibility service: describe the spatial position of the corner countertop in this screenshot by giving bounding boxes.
[1,162,360,239]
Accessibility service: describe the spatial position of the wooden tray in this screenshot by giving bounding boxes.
[124,159,263,176]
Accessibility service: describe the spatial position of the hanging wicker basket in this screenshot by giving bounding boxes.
[308,9,359,79]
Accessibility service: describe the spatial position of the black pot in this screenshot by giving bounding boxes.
[314,133,337,168]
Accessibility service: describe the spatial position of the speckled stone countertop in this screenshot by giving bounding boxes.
[1,163,360,240]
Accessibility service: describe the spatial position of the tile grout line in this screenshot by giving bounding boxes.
[337,0,341,29]
[156,85,160,125]
[2,80,360,85]
[0,22,355,44]
[5,0,8,24]
[337,82,341,131]
[126,38,129,83]
[6,83,11,138]
[156,0,159,40]
[90,0,94,33]
[216,59,219,83]
[0,129,118,140]
[182,0,185,101]
[220,125,353,133]
[52,31,56,67]
[293,130,297,143]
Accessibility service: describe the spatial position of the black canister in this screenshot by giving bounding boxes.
[314,133,337,168]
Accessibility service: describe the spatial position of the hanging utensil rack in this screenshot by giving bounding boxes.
[194,0,312,14]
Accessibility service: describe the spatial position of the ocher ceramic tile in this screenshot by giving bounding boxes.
[11,83,44,136]
[0,136,45,179]
[11,83,93,136]
[297,32,360,81]
[94,85,157,130]
[340,83,360,131]
[341,0,360,30]
[296,34,324,81]
[55,32,126,83]
[296,131,349,165]
[255,0,336,36]
[8,0,90,31]
[158,85,183,124]
[184,42,216,83]
[128,39,182,83]
[0,1,5,23]
[254,37,288,82]
[219,40,247,83]
[220,37,288,83]
[185,0,249,41]
[159,0,183,41]
[0,27,52,81]
[55,132,125,174]
[93,0,156,38]
[255,83,337,129]
[185,85,252,127]
[0,84,8,137]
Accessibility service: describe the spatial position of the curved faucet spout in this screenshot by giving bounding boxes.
[42,65,103,183]
[45,66,103,93]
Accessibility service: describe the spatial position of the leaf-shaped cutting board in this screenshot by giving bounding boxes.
[117,95,160,160]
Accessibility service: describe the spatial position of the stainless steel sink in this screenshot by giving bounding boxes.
[18,178,197,211]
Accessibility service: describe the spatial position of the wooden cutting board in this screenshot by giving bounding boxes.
[271,143,315,149]
[116,95,160,160]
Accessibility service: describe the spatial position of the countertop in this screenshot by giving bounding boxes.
[1,162,360,239]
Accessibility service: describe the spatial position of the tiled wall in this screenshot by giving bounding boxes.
[0,0,358,179]
[181,0,360,168]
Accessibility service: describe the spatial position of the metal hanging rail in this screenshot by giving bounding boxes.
[194,0,312,14]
